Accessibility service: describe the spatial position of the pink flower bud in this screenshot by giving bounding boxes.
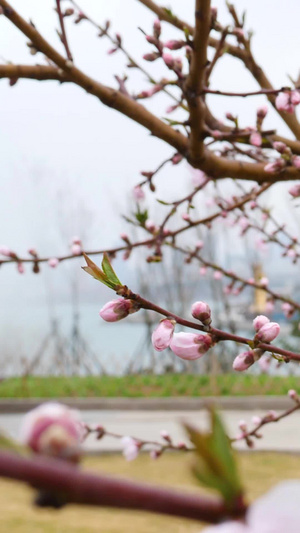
[195,240,204,249]
[20,402,84,459]
[265,300,275,313]
[233,351,255,372]
[276,91,294,113]
[172,152,183,165]
[253,315,270,332]
[133,185,145,201]
[238,420,247,431]
[292,156,300,169]
[71,243,82,255]
[191,301,211,325]
[213,271,222,280]
[264,159,285,173]
[160,430,171,441]
[17,262,25,274]
[250,132,262,147]
[252,416,262,425]
[199,266,207,276]
[143,52,159,62]
[153,18,161,38]
[145,219,156,232]
[164,40,185,50]
[182,213,190,222]
[162,53,174,69]
[257,106,268,119]
[121,436,140,461]
[288,389,297,399]
[273,141,287,153]
[48,257,59,268]
[0,245,12,257]
[169,332,212,360]
[260,277,269,287]
[72,236,81,245]
[282,302,294,318]
[289,184,300,198]
[255,322,280,343]
[99,299,139,322]
[291,90,300,105]
[151,319,175,351]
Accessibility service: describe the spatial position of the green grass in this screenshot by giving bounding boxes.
[0,373,299,398]
[0,452,299,532]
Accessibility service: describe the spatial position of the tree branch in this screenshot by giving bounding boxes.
[0,451,246,523]
[0,63,69,82]
[185,0,211,163]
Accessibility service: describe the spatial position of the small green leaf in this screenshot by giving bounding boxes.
[135,209,148,225]
[82,254,116,289]
[156,199,170,206]
[101,253,122,286]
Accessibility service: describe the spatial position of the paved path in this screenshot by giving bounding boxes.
[1,408,300,453]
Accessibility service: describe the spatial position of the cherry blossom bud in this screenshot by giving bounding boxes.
[252,416,262,425]
[0,245,12,257]
[195,240,204,249]
[151,319,175,351]
[48,257,59,268]
[121,436,140,461]
[153,18,161,38]
[257,106,268,119]
[273,141,287,153]
[265,300,275,313]
[164,40,185,50]
[162,53,174,69]
[146,35,157,45]
[145,219,156,232]
[182,213,190,222]
[238,420,247,431]
[172,152,183,164]
[133,185,145,201]
[291,90,300,105]
[255,321,280,343]
[233,350,255,371]
[20,402,84,460]
[99,299,139,322]
[71,243,82,255]
[264,159,285,173]
[191,301,212,325]
[289,184,300,198]
[282,302,294,318]
[225,112,235,121]
[170,332,212,360]
[253,315,270,332]
[17,262,25,274]
[275,91,294,113]
[233,28,244,39]
[160,430,171,442]
[250,132,262,147]
[213,271,222,280]
[292,155,300,168]
[143,52,159,62]
[200,266,207,276]
[288,389,297,400]
[150,449,160,459]
[120,233,129,242]
[250,201,257,209]
[258,356,271,373]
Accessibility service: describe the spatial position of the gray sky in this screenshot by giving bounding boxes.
[1,1,300,368]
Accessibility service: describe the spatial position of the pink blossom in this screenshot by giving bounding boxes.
[250,131,262,147]
[200,266,207,276]
[191,301,211,325]
[48,257,59,268]
[273,141,287,153]
[145,219,156,232]
[287,248,296,258]
[247,277,255,284]
[257,106,268,119]
[253,315,270,331]
[0,245,12,257]
[143,52,159,62]
[239,217,250,230]
[133,185,145,201]
[162,53,174,69]
[292,155,300,168]
[172,153,183,165]
[20,402,84,459]
[255,321,280,343]
[282,302,294,318]
[17,262,25,274]
[291,90,300,105]
[160,430,171,441]
[275,91,294,113]
[195,240,204,249]
[151,319,175,351]
[182,213,190,222]
[232,350,255,372]
[264,159,285,173]
[252,416,262,425]
[288,389,297,399]
[260,276,269,287]
[121,436,139,461]
[72,236,81,245]
[289,184,300,198]
[164,40,185,50]
[153,18,161,38]
[99,299,139,322]
[203,481,300,532]
[169,332,212,360]
[238,420,247,431]
[213,271,223,280]
[71,243,82,255]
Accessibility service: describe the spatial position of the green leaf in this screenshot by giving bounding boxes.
[82,254,117,289]
[185,409,243,505]
[135,209,148,225]
[101,253,122,286]
[156,199,170,206]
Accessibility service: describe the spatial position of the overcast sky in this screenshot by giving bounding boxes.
[1,1,300,368]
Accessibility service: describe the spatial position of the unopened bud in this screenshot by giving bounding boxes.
[191,301,212,325]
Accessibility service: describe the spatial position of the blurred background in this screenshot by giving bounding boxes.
[1,0,300,378]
